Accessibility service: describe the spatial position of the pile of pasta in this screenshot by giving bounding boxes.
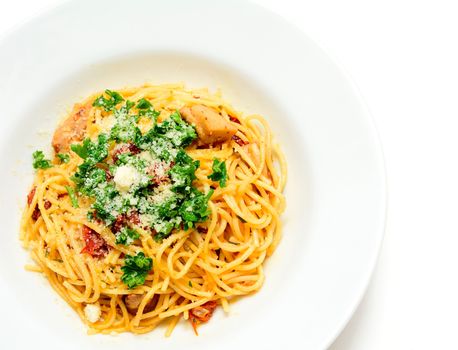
[20,84,286,335]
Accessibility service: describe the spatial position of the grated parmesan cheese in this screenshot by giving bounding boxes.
[138,150,154,163]
[84,304,101,323]
[149,183,174,205]
[113,165,141,192]
[97,115,116,134]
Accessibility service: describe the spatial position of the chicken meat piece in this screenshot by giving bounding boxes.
[124,294,158,314]
[52,102,91,153]
[179,105,237,146]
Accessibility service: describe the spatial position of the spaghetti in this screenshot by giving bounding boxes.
[20,84,286,335]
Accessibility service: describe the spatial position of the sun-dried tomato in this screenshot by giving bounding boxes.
[27,187,36,206]
[80,225,109,258]
[111,214,126,233]
[189,301,218,335]
[112,143,140,163]
[31,207,40,221]
[232,135,248,146]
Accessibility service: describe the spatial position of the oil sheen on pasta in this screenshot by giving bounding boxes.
[20,84,287,336]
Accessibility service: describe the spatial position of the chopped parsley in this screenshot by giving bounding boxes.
[170,150,200,192]
[121,252,152,289]
[110,104,142,144]
[208,158,227,187]
[65,186,79,208]
[70,133,109,164]
[179,189,213,230]
[115,227,140,245]
[154,110,197,147]
[32,150,52,169]
[69,91,212,241]
[93,89,124,112]
[136,98,152,110]
[57,153,70,163]
[135,98,160,121]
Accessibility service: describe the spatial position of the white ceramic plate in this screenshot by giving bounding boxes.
[0,0,386,349]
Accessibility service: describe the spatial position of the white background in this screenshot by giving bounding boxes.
[1,0,456,349]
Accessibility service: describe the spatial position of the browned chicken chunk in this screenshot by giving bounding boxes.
[52,102,91,153]
[124,294,158,314]
[179,105,237,146]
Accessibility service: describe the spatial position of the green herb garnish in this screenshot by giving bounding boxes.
[65,186,79,208]
[57,153,70,163]
[179,189,213,230]
[208,158,227,187]
[93,89,124,112]
[136,98,152,110]
[121,252,152,289]
[116,227,140,245]
[154,110,197,147]
[169,150,200,192]
[32,150,52,169]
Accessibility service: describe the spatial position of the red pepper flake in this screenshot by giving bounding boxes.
[31,207,40,221]
[189,301,218,335]
[27,187,36,206]
[80,225,109,258]
[229,115,240,124]
[232,135,248,146]
[196,227,208,234]
[44,200,52,210]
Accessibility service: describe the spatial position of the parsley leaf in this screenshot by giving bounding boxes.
[93,89,124,112]
[71,134,109,164]
[57,153,70,163]
[65,186,79,208]
[110,119,141,144]
[125,100,135,110]
[154,110,197,147]
[90,183,120,224]
[116,227,140,245]
[110,102,142,144]
[208,158,227,187]
[179,189,213,230]
[32,150,52,169]
[169,150,200,192]
[136,98,160,122]
[70,138,90,159]
[71,134,109,181]
[121,252,152,289]
[136,98,152,110]
[75,167,107,195]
